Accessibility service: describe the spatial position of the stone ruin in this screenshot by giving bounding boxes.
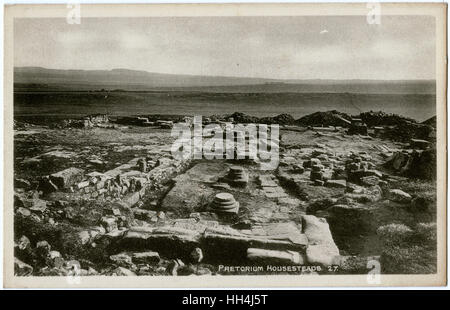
[37,154,191,207]
[225,166,249,187]
[13,110,438,277]
[347,118,368,135]
[384,148,436,180]
[83,114,109,128]
[210,193,240,215]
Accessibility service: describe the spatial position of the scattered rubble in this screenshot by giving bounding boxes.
[296,110,352,127]
[13,110,437,276]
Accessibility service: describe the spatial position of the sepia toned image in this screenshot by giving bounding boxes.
[3,3,447,288]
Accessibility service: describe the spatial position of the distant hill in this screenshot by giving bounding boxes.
[14,67,436,94]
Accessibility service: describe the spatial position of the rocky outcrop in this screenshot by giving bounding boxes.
[260,113,296,125]
[359,111,416,127]
[296,110,351,127]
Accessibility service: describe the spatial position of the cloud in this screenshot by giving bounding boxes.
[319,29,328,35]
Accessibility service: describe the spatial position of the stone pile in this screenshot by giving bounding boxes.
[345,152,382,186]
[280,141,391,194]
[38,155,191,208]
[310,164,325,185]
[302,155,333,186]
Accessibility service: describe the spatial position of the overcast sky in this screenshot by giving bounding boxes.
[14,16,435,80]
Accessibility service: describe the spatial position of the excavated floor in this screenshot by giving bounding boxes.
[13,125,437,276]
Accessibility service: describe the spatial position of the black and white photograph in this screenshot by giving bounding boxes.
[3,3,447,288]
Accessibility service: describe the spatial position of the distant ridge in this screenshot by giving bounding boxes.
[14,67,436,94]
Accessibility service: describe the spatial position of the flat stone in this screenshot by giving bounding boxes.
[364,170,383,178]
[172,220,209,233]
[251,227,266,236]
[265,191,288,199]
[410,139,430,149]
[212,183,231,190]
[277,197,301,207]
[302,215,339,261]
[230,166,244,172]
[112,266,136,276]
[314,180,325,186]
[203,232,307,252]
[121,226,201,258]
[77,180,90,189]
[132,251,160,264]
[325,179,347,188]
[16,207,31,217]
[122,191,141,207]
[361,176,380,186]
[345,185,382,203]
[263,186,285,194]
[248,248,304,265]
[214,193,235,202]
[262,222,302,237]
[29,200,49,214]
[389,189,412,203]
[50,167,84,189]
[306,244,340,266]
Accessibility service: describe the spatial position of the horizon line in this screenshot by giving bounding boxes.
[14,66,436,82]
